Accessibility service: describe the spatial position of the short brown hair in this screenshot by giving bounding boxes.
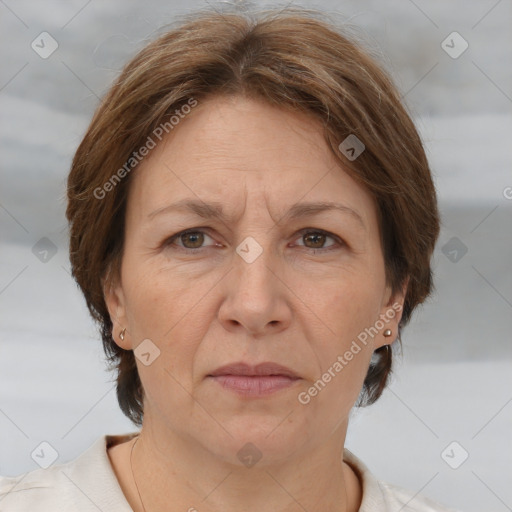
[66,5,439,426]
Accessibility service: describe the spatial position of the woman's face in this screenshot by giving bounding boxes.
[105,95,404,465]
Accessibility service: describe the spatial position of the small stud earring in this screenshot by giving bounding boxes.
[119,328,126,341]
[383,329,392,337]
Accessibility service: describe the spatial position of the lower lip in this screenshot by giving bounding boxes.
[209,375,299,396]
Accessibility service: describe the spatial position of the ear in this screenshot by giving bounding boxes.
[374,276,409,350]
[102,270,131,350]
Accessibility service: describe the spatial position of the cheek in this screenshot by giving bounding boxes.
[299,284,379,419]
[122,254,208,335]
[296,265,384,392]
[295,261,384,340]
[122,258,219,382]
[122,265,210,410]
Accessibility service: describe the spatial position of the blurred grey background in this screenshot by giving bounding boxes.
[1,1,511,511]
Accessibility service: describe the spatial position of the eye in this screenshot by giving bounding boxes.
[164,229,217,251]
[293,229,342,252]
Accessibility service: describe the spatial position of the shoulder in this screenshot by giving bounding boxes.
[343,449,462,512]
[378,481,462,511]
[0,464,75,511]
[0,433,138,512]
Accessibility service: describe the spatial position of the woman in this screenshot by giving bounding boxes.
[0,5,461,511]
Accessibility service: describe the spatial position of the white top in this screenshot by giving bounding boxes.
[0,433,461,511]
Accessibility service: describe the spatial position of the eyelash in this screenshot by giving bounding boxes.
[162,227,344,254]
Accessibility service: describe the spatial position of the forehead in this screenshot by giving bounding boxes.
[127,95,376,226]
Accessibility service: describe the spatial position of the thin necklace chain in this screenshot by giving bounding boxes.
[130,435,148,512]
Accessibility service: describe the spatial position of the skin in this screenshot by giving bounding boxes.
[104,94,406,512]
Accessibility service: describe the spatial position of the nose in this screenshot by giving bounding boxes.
[217,241,292,337]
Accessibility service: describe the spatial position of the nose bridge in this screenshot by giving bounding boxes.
[218,229,289,335]
[232,190,279,282]
[233,231,277,302]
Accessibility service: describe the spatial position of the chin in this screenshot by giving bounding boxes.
[200,415,309,467]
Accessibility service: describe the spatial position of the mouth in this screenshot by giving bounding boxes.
[207,362,301,397]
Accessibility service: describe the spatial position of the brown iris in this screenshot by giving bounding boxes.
[180,232,205,249]
[303,232,326,249]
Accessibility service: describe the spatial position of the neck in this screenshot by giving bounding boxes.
[128,419,361,512]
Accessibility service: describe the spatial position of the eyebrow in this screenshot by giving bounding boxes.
[147,199,365,227]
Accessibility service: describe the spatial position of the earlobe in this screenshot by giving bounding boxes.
[375,277,409,349]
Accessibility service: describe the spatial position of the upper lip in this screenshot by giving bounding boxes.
[208,362,299,379]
